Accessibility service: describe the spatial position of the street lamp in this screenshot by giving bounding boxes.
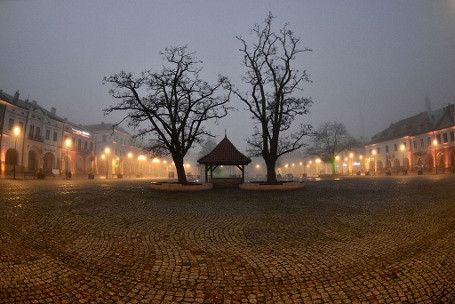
[13,126,21,179]
[433,139,438,175]
[104,147,110,179]
[65,138,72,179]
[127,152,133,178]
[316,158,321,176]
[359,155,363,174]
[372,149,377,175]
[349,152,354,175]
[400,144,406,174]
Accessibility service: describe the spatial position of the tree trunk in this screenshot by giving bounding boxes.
[265,158,278,184]
[173,156,188,184]
[331,161,336,174]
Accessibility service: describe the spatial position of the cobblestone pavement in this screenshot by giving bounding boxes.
[0,176,454,303]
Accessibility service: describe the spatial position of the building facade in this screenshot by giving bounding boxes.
[0,90,96,177]
[365,104,455,174]
[84,123,148,178]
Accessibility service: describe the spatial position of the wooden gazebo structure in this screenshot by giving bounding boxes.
[197,135,251,185]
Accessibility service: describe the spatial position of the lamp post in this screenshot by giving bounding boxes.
[127,152,133,178]
[433,139,438,175]
[13,126,21,179]
[104,147,110,179]
[359,155,363,174]
[400,144,406,174]
[349,152,354,175]
[316,158,321,176]
[372,149,377,175]
[65,138,72,179]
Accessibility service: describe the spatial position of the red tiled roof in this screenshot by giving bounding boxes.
[197,136,251,165]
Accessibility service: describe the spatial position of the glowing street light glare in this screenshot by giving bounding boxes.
[152,158,160,163]
[372,149,377,155]
[138,155,146,161]
[256,164,260,169]
[13,126,21,136]
[349,152,354,158]
[65,138,72,148]
[128,152,133,159]
[433,139,438,146]
[105,147,110,154]
[316,159,321,163]
[101,154,105,159]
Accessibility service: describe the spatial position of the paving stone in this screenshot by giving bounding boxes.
[0,177,454,303]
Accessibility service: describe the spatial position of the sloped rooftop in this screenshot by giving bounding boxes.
[198,136,251,165]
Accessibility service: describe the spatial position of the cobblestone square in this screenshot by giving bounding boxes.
[0,176,454,303]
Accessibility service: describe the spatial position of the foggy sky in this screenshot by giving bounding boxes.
[1,0,455,152]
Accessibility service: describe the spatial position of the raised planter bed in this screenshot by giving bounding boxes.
[150,182,213,192]
[239,182,304,191]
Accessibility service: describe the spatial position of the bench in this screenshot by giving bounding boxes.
[24,172,36,179]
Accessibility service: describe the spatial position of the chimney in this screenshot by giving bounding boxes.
[13,90,20,104]
[51,107,56,115]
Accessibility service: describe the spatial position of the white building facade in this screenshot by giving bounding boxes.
[365,104,455,175]
[0,90,96,177]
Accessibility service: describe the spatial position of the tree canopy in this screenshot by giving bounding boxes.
[233,12,313,184]
[103,46,231,184]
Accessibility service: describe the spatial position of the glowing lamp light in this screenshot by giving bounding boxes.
[433,139,438,146]
[13,126,21,136]
[65,138,72,148]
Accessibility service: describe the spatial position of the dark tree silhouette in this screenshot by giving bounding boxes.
[234,12,313,184]
[306,122,357,174]
[103,46,231,184]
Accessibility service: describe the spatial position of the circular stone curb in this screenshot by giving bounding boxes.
[239,182,305,191]
[150,182,213,192]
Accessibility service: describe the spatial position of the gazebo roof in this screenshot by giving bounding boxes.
[197,136,251,166]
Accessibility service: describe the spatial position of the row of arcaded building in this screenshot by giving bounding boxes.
[365,102,455,174]
[0,90,144,178]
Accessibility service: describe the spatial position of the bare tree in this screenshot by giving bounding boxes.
[103,46,231,184]
[306,122,357,174]
[234,12,313,184]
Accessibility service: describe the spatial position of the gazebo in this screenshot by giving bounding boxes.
[197,135,251,186]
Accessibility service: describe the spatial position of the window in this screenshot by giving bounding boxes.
[90,142,94,151]
[84,141,88,150]
[19,121,24,130]
[29,125,35,139]
[78,139,82,151]
[394,144,397,152]
[443,133,448,143]
[420,138,424,147]
[45,129,50,140]
[450,131,454,142]
[102,135,107,142]
[436,134,441,144]
[386,146,389,153]
[427,137,431,146]
[413,141,417,149]
[377,148,380,154]
[53,132,58,141]
[8,119,14,130]
[35,127,41,137]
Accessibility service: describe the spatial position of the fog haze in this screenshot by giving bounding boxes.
[2,0,455,151]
